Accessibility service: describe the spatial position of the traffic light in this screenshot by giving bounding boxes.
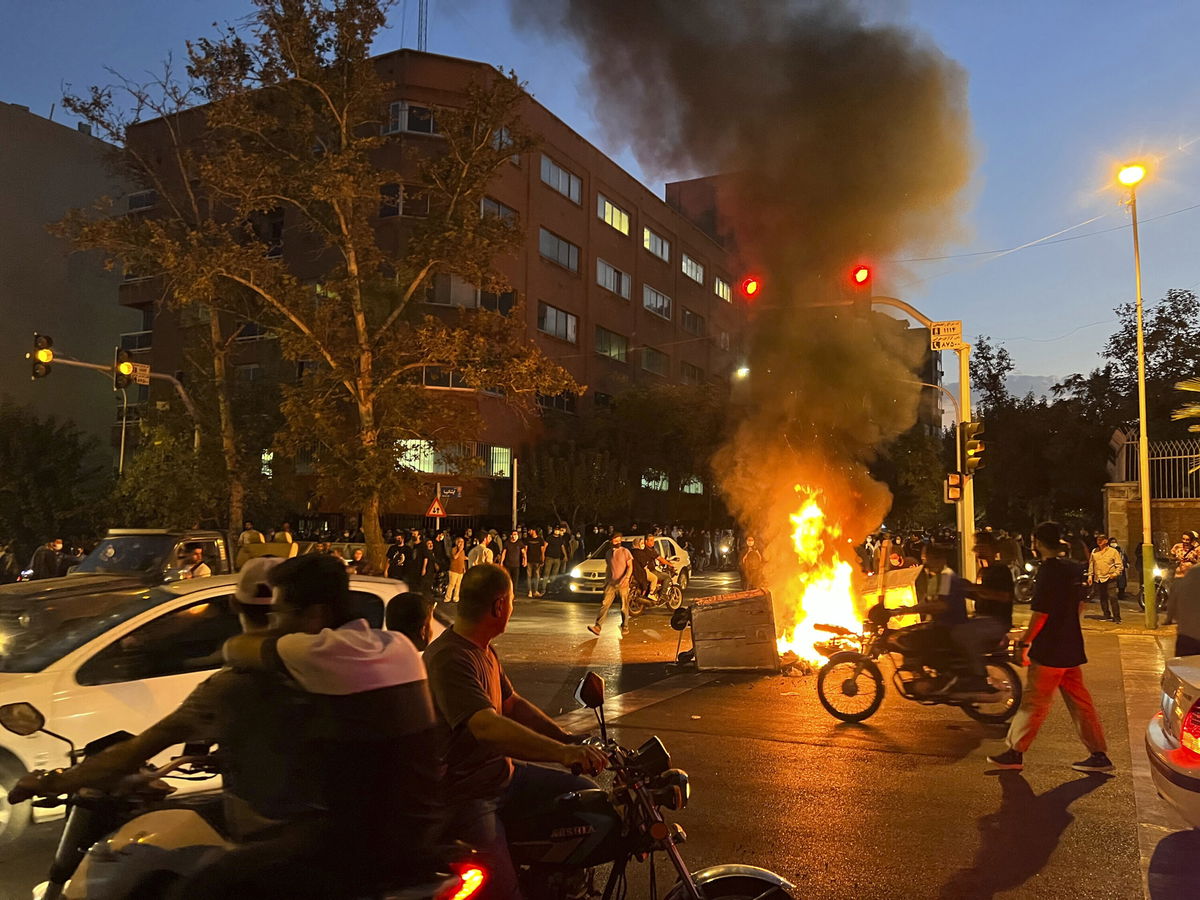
[944,472,963,504]
[739,276,762,299]
[27,334,54,379]
[960,420,986,473]
[850,264,872,288]
[114,348,134,390]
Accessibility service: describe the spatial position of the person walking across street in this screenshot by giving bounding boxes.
[988,521,1114,774]
[447,537,467,603]
[1087,533,1125,623]
[500,530,526,596]
[543,526,569,589]
[588,533,633,637]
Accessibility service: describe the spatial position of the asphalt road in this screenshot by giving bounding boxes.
[0,571,1192,899]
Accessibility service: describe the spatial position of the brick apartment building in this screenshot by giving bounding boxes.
[118,50,749,530]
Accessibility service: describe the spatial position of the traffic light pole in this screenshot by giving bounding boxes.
[51,356,202,453]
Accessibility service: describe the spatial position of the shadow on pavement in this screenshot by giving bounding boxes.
[937,772,1109,899]
[1148,830,1200,898]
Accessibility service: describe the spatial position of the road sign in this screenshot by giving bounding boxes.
[440,485,462,499]
[132,363,151,386]
[929,320,963,351]
[425,497,447,518]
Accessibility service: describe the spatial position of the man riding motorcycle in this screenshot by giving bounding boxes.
[629,535,672,599]
[424,564,607,900]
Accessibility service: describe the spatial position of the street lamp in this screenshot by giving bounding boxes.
[1120,161,1156,630]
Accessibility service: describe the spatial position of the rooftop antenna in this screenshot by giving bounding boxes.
[418,0,428,51]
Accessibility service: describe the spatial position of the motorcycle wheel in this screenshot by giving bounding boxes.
[962,662,1023,724]
[629,596,647,616]
[678,568,690,590]
[816,652,884,723]
[669,876,795,899]
[1014,579,1034,604]
[665,585,683,609]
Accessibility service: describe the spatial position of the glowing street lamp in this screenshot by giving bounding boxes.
[1119,161,1156,630]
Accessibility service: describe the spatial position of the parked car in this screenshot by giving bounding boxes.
[0,573,406,844]
[1146,653,1200,827]
[550,535,692,598]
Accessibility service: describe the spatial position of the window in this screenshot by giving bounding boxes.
[380,183,401,218]
[260,209,284,258]
[127,190,158,212]
[539,228,579,272]
[401,185,429,217]
[595,326,628,363]
[76,597,242,686]
[715,277,732,302]
[681,476,705,495]
[481,196,517,222]
[492,126,520,164]
[537,392,578,414]
[296,359,319,380]
[480,289,516,315]
[643,284,672,320]
[597,194,630,235]
[682,253,704,284]
[235,321,269,341]
[596,259,631,299]
[540,155,582,203]
[718,330,731,351]
[489,446,512,478]
[260,450,274,478]
[641,471,669,491]
[594,391,613,408]
[641,346,669,377]
[384,101,438,135]
[681,361,704,385]
[643,227,670,262]
[235,364,263,382]
[682,308,705,336]
[537,301,578,344]
[424,273,478,307]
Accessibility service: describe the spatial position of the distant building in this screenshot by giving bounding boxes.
[0,102,139,449]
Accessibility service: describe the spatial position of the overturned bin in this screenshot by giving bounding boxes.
[690,589,779,672]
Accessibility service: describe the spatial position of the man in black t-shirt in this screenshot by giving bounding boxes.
[425,565,607,899]
[988,522,1112,774]
[543,526,569,588]
[499,530,526,594]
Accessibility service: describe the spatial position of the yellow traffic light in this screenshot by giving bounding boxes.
[114,348,135,390]
[28,333,53,379]
[35,348,53,364]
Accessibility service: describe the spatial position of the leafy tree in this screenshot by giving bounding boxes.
[0,402,111,560]
[880,427,952,529]
[522,442,634,528]
[109,421,228,528]
[970,335,1014,412]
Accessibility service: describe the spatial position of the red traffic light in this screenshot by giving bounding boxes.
[850,264,872,287]
[740,276,762,299]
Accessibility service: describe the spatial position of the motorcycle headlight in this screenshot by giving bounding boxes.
[1154,567,1164,578]
[1024,563,1033,573]
[569,567,582,579]
[629,736,671,778]
[651,768,690,810]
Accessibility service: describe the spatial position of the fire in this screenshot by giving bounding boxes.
[774,488,865,665]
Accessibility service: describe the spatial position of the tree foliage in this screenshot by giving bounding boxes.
[109,422,228,529]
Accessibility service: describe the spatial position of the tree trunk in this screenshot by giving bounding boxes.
[209,312,245,534]
[363,490,385,572]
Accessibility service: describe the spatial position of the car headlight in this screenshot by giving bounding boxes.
[1024,563,1034,573]
[569,567,582,579]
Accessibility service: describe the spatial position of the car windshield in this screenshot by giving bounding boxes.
[586,538,658,561]
[0,591,165,673]
[72,536,178,577]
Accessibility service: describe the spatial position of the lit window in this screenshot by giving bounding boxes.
[596,259,631,299]
[260,450,274,478]
[718,330,731,351]
[681,476,704,495]
[715,277,732,302]
[641,346,668,377]
[539,228,580,272]
[597,194,630,235]
[681,362,704,385]
[642,470,669,491]
[537,301,578,344]
[383,101,438,135]
[682,308,705,336]
[489,446,512,478]
[643,285,672,320]
[682,253,704,284]
[540,155,582,204]
[643,227,670,262]
[595,326,628,363]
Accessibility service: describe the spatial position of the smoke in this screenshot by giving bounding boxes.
[510,1,973,601]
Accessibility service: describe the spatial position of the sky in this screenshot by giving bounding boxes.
[4,0,1200,382]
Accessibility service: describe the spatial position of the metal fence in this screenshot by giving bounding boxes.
[1123,439,1200,499]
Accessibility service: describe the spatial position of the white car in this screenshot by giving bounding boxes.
[1146,653,1200,827]
[560,536,692,596]
[0,574,409,844]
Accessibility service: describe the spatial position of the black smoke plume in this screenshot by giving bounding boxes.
[511,1,973,611]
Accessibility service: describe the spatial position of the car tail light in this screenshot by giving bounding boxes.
[436,863,487,900]
[1181,700,1200,755]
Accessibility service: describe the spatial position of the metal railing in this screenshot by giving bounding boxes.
[120,330,152,352]
[1123,439,1200,499]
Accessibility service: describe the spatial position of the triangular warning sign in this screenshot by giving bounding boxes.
[425,497,447,517]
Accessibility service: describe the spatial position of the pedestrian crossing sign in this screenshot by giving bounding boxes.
[425,497,447,517]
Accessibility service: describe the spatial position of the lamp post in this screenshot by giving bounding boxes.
[1118,163,1157,630]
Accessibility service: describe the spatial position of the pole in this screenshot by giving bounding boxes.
[958,344,977,581]
[511,457,519,531]
[118,389,128,476]
[1131,189,1157,630]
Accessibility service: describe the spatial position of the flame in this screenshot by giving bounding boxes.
[774,487,865,665]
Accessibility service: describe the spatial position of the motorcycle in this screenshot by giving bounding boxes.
[813,608,1024,725]
[0,702,486,900]
[1014,559,1039,604]
[1136,563,1170,614]
[504,673,795,900]
[629,563,684,617]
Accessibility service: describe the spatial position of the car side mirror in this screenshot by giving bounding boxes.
[0,702,45,736]
[574,672,606,710]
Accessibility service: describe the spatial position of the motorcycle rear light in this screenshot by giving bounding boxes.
[1181,700,1200,756]
[438,863,486,900]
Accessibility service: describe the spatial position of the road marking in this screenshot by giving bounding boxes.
[553,671,724,731]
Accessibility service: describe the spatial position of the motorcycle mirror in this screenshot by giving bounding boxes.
[574,672,606,710]
[670,606,692,632]
[0,702,46,737]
